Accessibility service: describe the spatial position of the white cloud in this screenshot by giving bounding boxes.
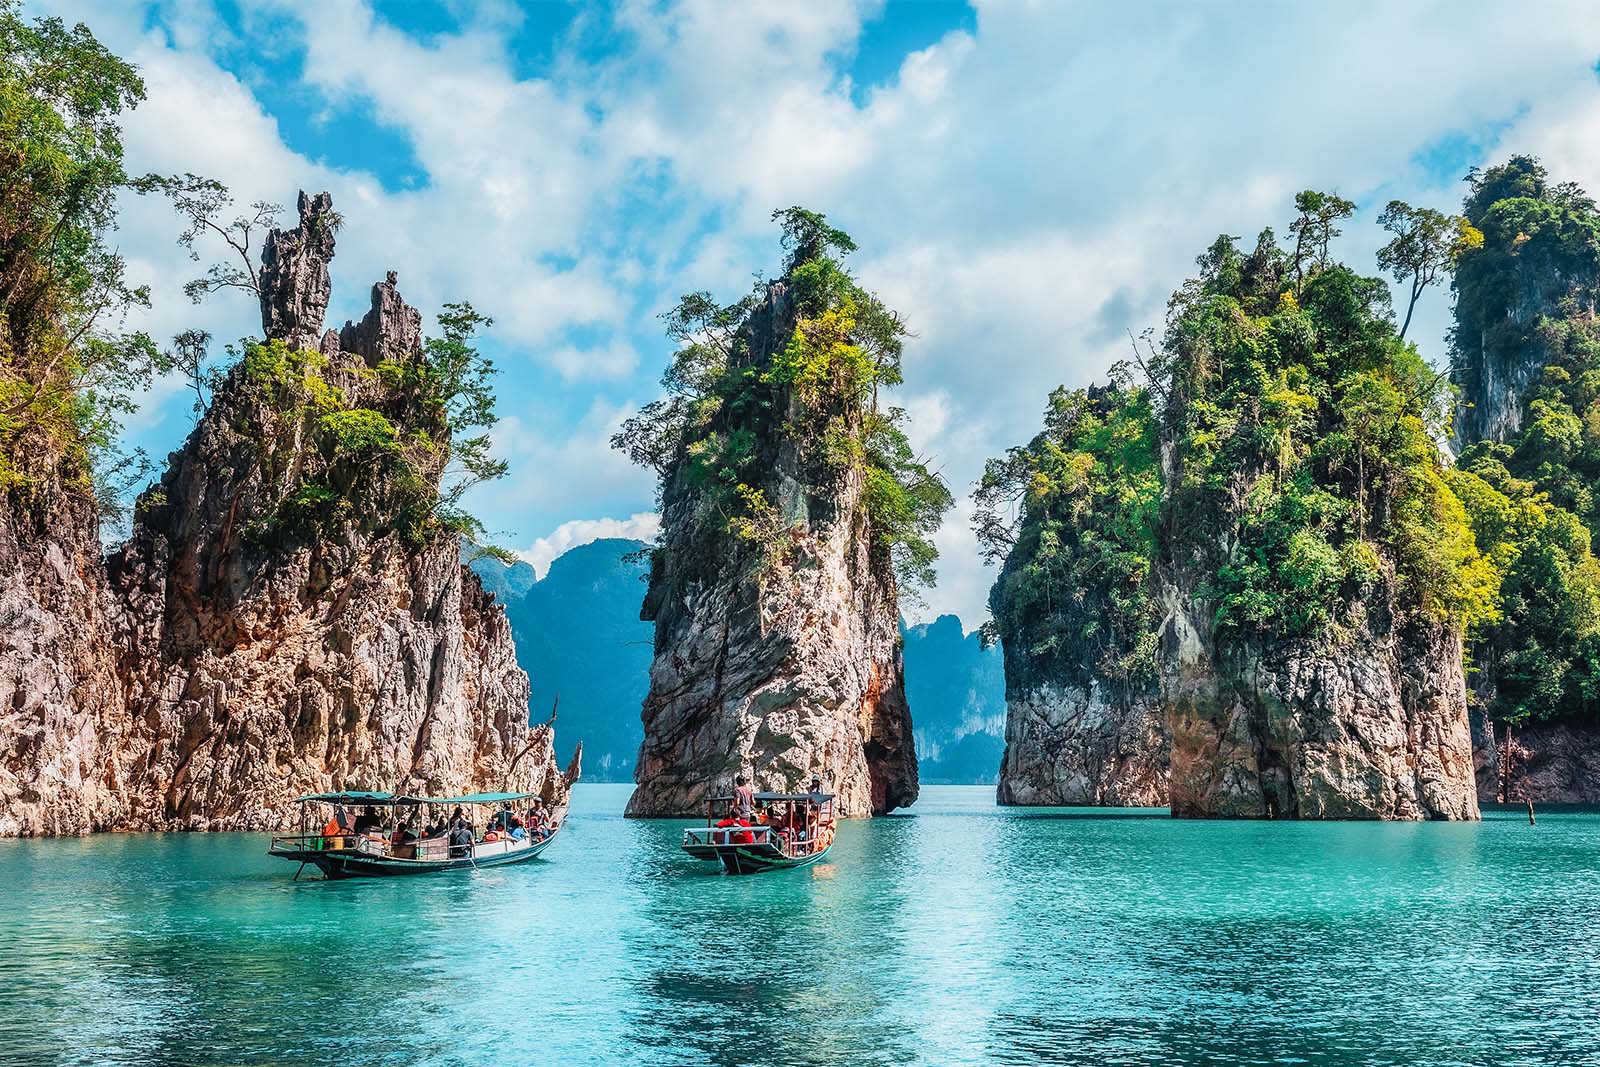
[517,513,661,578]
[32,0,1600,629]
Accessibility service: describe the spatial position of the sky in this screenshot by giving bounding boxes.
[32,0,1600,627]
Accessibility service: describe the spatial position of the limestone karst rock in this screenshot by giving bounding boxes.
[984,385,1170,807]
[93,190,575,831]
[1150,220,1481,821]
[1157,597,1479,819]
[0,459,127,836]
[996,684,1167,807]
[257,190,337,352]
[627,276,918,819]
[1448,157,1600,802]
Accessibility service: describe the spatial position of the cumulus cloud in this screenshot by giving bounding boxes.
[518,513,661,578]
[31,0,1600,628]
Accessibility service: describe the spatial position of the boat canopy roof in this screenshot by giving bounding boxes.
[295,790,539,806]
[296,790,405,805]
[427,792,540,805]
[707,792,834,803]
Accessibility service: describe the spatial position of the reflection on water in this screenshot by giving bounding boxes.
[2,785,1599,1066]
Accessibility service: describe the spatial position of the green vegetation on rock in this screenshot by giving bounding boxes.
[1450,156,1600,724]
[226,303,506,556]
[615,207,951,594]
[1158,207,1495,641]
[975,383,1160,694]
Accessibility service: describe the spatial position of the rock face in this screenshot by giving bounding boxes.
[1473,718,1600,804]
[94,191,574,831]
[997,683,1166,806]
[1157,583,1478,819]
[257,190,336,352]
[627,280,916,818]
[0,478,126,836]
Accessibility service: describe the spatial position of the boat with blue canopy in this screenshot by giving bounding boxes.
[268,789,563,879]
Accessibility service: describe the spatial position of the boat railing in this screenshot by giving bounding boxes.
[271,829,552,860]
[684,825,777,847]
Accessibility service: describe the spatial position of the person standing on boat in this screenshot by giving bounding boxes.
[733,776,755,823]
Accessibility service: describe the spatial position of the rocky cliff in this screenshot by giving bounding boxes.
[1447,157,1600,802]
[1451,156,1600,446]
[0,467,127,836]
[96,191,574,831]
[1158,594,1478,819]
[622,215,940,818]
[1153,222,1483,821]
[996,684,1166,806]
[980,386,1169,806]
[1478,720,1600,803]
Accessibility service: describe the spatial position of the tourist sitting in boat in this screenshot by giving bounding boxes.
[448,821,474,858]
[526,800,553,840]
[353,806,383,834]
[509,817,527,841]
[712,776,757,844]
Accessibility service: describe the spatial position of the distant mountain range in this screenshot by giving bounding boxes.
[473,540,1005,785]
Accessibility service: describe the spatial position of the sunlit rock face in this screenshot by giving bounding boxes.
[0,458,126,836]
[98,191,575,831]
[1156,537,1478,821]
[627,279,916,819]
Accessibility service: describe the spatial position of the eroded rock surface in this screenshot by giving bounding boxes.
[1473,718,1600,804]
[628,280,916,818]
[0,482,125,836]
[997,683,1166,806]
[1158,588,1478,820]
[4,190,577,835]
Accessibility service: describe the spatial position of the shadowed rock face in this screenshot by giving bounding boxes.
[0,190,575,835]
[627,280,917,819]
[996,683,1167,807]
[1474,716,1600,804]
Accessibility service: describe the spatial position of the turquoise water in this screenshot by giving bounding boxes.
[2,785,1598,1066]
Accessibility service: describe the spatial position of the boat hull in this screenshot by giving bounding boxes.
[682,839,831,875]
[271,830,559,879]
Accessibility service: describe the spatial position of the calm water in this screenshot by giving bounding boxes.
[2,785,1598,1066]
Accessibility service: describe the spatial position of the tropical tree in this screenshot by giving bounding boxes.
[1376,200,1482,339]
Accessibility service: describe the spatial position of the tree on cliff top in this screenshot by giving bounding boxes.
[1159,195,1496,641]
[614,207,952,596]
[0,3,166,513]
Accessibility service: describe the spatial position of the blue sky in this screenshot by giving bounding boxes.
[35,0,1600,625]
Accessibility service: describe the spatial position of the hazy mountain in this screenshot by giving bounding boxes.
[474,539,654,782]
[476,543,1005,785]
[902,615,1006,785]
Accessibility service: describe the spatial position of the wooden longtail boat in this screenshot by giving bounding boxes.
[268,790,562,879]
[682,791,835,875]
